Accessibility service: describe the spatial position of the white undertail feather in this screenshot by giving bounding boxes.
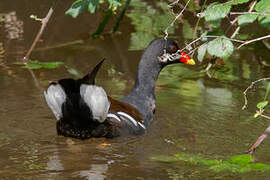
[44,84,66,120]
[80,85,110,123]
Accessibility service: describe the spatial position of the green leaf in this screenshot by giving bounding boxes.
[258,16,270,30]
[23,64,43,69]
[255,0,270,29]
[37,62,64,69]
[204,3,231,23]
[197,44,207,62]
[257,101,268,109]
[255,0,270,13]
[30,14,37,19]
[65,0,90,18]
[204,30,224,40]
[252,163,270,171]
[14,60,63,69]
[207,38,234,58]
[238,14,258,27]
[235,34,250,40]
[66,0,121,18]
[228,0,250,5]
[88,0,99,13]
[228,154,254,166]
[152,153,270,173]
[106,0,121,9]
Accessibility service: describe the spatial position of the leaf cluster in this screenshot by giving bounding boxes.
[66,0,122,18]
[197,0,270,61]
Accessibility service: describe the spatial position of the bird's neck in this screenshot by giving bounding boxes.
[121,49,163,120]
[131,58,162,99]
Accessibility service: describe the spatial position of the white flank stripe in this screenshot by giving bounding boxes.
[117,112,138,126]
[138,122,146,129]
[107,113,121,122]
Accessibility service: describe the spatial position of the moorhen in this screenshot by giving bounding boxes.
[44,38,195,139]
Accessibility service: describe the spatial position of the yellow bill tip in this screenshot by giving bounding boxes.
[186,59,196,65]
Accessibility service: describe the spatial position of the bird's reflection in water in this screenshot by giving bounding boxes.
[46,151,64,176]
[76,164,108,180]
[45,139,114,179]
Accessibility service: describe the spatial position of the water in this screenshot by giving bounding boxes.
[1,0,270,179]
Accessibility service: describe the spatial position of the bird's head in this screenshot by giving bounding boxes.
[158,39,195,66]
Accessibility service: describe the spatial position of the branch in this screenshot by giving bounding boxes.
[179,34,270,56]
[23,7,54,62]
[242,78,270,110]
[242,78,270,154]
[164,0,192,40]
[237,34,270,49]
[248,125,270,154]
[180,35,244,52]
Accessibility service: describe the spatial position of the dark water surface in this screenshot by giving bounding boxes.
[1,1,270,179]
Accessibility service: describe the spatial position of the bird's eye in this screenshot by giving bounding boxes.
[169,45,178,54]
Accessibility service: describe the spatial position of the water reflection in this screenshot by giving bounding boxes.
[4,11,24,40]
[205,88,232,111]
[2,11,25,61]
[47,152,64,172]
[76,164,108,180]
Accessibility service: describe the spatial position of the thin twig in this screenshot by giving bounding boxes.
[173,1,197,16]
[230,12,270,16]
[230,26,240,39]
[34,40,84,51]
[188,41,208,55]
[23,7,54,62]
[242,78,270,110]
[260,113,270,120]
[237,34,270,49]
[164,0,191,40]
[205,62,213,72]
[192,0,208,38]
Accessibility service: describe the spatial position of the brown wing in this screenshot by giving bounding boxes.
[108,96,143,123]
